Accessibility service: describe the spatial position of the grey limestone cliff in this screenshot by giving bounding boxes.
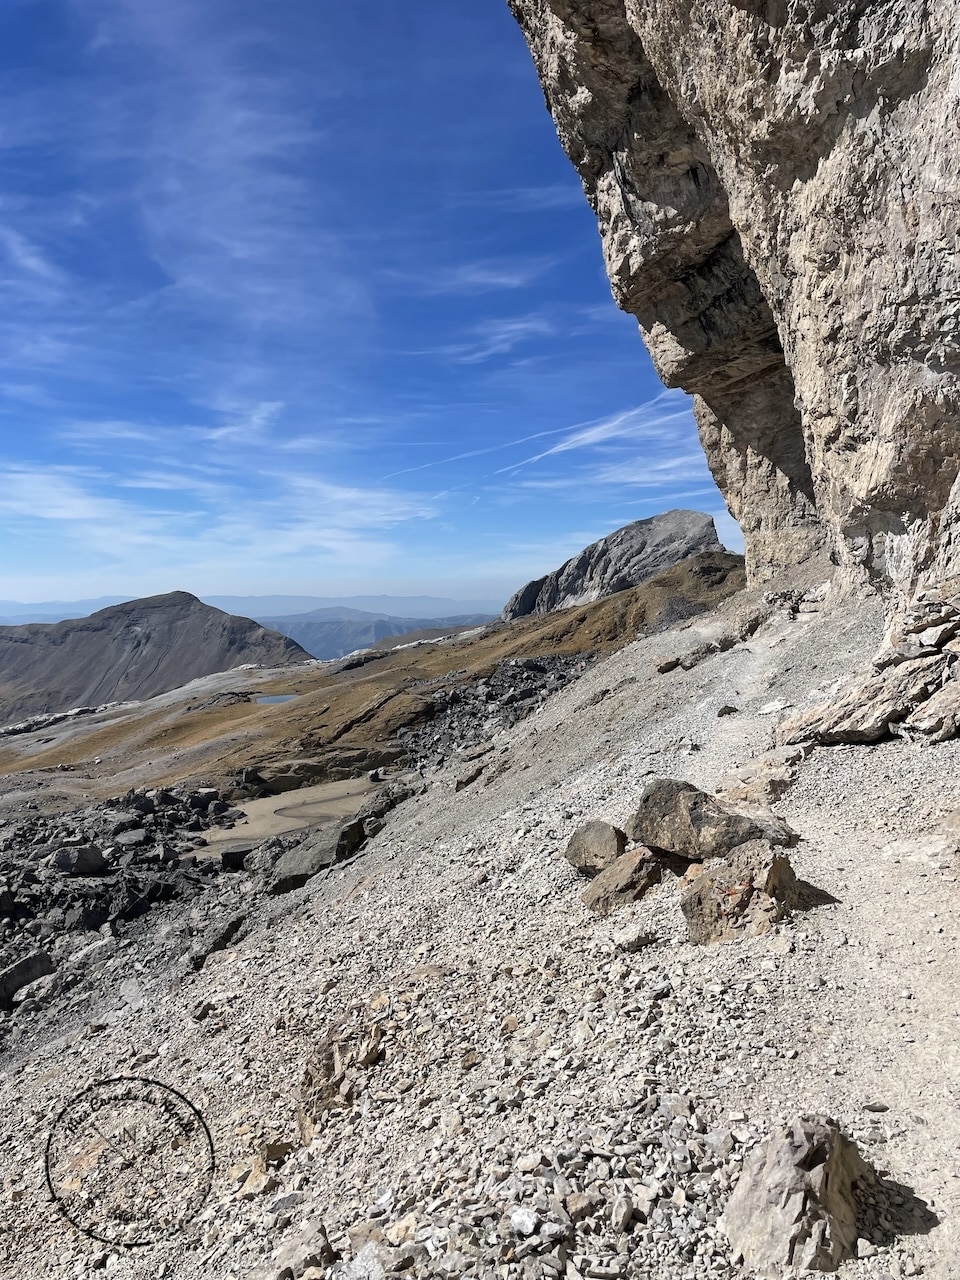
[502,509,720,619]
[508,0,960,616]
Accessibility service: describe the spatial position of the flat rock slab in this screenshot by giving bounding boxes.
[0,951,54,1009]
[266,835,340,896]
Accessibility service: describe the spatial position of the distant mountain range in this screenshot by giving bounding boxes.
[256,608,495,660]
[0,593,504,626]
[207,594,504,619]
[0,592,308,724]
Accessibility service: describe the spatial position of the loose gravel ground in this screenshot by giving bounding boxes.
[1,583,958,1280]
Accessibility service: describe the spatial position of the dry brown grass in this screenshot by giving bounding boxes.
[0,553,743,800]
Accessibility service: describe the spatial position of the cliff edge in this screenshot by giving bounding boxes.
[508,0,960,616]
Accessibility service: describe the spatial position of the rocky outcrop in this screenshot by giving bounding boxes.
[782,583,960,743]
[509,1,960,613]
[502,510,721,619]
[0,592,308,722]
[566,780,802,933]
[722,1117,877,1273]
[680,840,799,944]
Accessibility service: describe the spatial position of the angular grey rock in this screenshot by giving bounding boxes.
[0,951,54,1009]
[189,913,247,971]
[502,511,720,620]
[563,820,627,878]
[581,848,662,917]
[626,778,795,859]
[328,1243,387,1280]
[53,844,109,875]
[336,817,366,859]
[245,1217,337,1280]
[722,1116,877,1273]
[266,833,339,896]
[114,829,148,848]
[680,840,798,944]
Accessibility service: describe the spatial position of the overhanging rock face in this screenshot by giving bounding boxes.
[508,0,960,608]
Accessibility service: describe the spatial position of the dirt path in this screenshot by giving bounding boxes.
[776,740,960,1265]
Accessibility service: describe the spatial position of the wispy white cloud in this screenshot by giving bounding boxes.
[423,314,555,364]
[0,4,731,601]
[381,427,566,479]
[496,393,694,473]
[390,257,557,296]
[59,420,159,447]
[445,185,585,214]
[0,222,65,286]
[0,459,438,582]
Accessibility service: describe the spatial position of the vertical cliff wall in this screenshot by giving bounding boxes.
[509,0,960,610]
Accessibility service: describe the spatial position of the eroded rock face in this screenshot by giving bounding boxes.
[722,1116,876,1273]
[501,510,720,620]
[680,840,799,944]
[509,1,960,607]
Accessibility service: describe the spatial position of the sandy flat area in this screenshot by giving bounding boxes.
[201,775,377,846]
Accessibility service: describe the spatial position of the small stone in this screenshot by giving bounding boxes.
[566,1192,601,1222]
[609,1195,633,1232]
[509,1206,539,1237]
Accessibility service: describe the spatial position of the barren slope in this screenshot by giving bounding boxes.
[0,592,309,724]
[1,573,958,1278]
[0,552,743,803]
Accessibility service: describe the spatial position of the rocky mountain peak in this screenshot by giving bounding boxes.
[0,594,309,724]
[502,509,720,620]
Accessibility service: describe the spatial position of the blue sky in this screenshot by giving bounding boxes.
[0,0,739,604]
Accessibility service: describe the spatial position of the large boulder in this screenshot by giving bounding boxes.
[563,820,627,878]
[265,833,339,896]
[53,844,110,876]
[680,840,798,944]
[627,778,796,860]
[502,511,720,620]
[722,1116,877,1273]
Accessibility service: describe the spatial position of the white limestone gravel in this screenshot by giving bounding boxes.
[1,584,958,1280]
